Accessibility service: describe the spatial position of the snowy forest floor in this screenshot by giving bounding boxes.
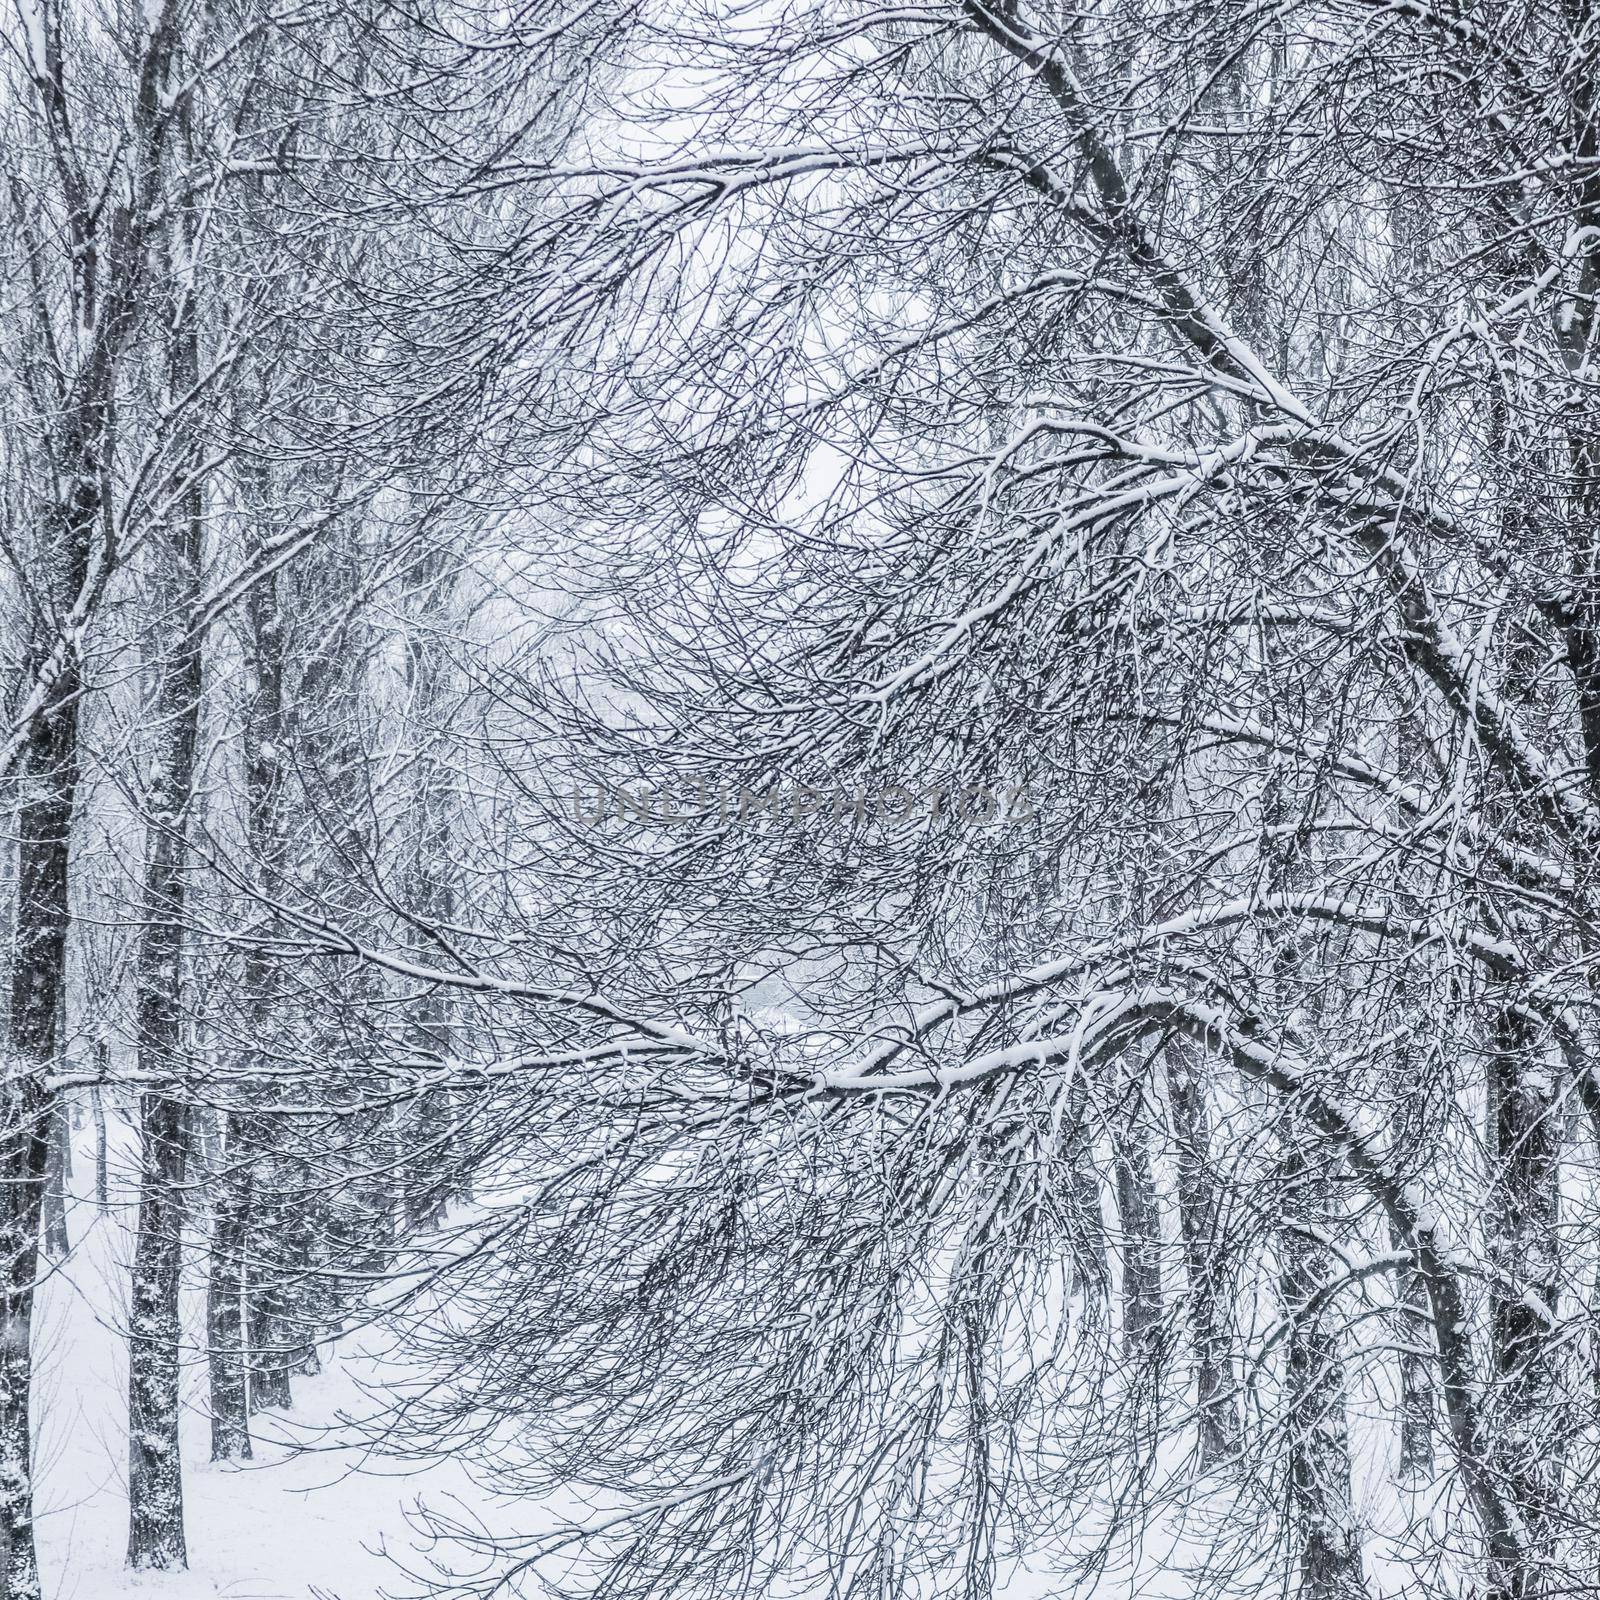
[32,1118,490,1600]
[30,1113,1447,1600]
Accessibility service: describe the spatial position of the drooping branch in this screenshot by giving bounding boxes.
[962,0,1600,860]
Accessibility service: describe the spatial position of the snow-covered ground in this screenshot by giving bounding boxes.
[32,1121,487,1600]
[27,1115,1451,1600]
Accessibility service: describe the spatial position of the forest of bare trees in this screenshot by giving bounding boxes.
[3,1,1600,1599]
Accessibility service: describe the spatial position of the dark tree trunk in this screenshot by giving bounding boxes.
[126,1095,190,1569]
[216,488,297,1426]
[125,264,204,1571]
[1484,1008,1562,1600]
[1164,1038,1238,1469]
[41,1098,71,1257]
[207,1110,254,1462]
[282,1169,328,1377]
[52,1098,70,1183]
[0,681,81,1600]
[1111,1108,1162,1369]
[247,1213,295,1413]
[1061,1070,1108,1299]
[1392,1213,1434,1482]
[399,568,462,1226]
[245,1139,294,1413]
[1279,1127,1365,1600]
[91,1076,109,1212]
[1255,742,1364,1599]
[0,426,100,1595]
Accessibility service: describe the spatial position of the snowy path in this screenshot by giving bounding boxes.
[26,1125,1440,1600]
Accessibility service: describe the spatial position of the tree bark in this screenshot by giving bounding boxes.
[41,1098,71,1258]
[126,1095,191,1568]
[1484,1008,1562,1600]
[1255,743,1364,1598]
[1278,1123,1366,1600]
[247,1181,295,1414]
[206,1109,254,1462]
[1391,1209,1435,1483]
[126,282,204,1570]
[0,669,81,1600]
[1164,1037,1238,1469]
[91,1075,109,1213]
[1111,1106,1161,1369]
[398,552,462,1228]
[1060,1069,1108,1298]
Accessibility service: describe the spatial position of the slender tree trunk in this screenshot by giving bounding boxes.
[41,1098,70,1257]
[221,495,296,1423]
[207,1109,254,1462]
[1111,1108,1161,1368]
[91,1077,109,1213]
[1484,1008,1562,1600]
[1279,1124,1365,1600]
[280,1163,327,1378]
[0,674,82,1600]
[0,1068,53,1600]
[245,1129,294,1414]
[1164,1038,1237,1469]
[1257,740,1364,1598]
[0,406,103,1592]
[247,1204,295,1413]
[401,1089,452,1231]
[126,293,204,1569]
[1060,1070,1108,1299]
[399,568,462,1226]
[1391,1212,1434,1482]
[126,1095,191,1568]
